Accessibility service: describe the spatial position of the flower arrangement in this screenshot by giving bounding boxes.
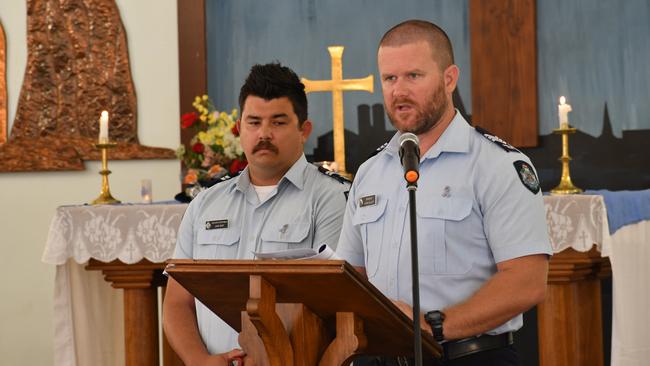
[177,95,247,185]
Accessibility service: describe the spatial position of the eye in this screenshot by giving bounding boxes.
[383,75,396,82]
[408,72,421,79]
[247,120,260,126]
[272,120,288,126]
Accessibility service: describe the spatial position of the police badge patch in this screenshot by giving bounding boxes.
[513,160,540,194]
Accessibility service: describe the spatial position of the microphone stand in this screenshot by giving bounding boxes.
[407,182,423,366]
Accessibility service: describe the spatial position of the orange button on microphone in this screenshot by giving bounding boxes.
[405,171,419,183]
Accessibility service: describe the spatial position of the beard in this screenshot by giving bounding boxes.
[386,81,448,135]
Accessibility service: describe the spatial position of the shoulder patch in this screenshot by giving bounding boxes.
[513,160,540,194]
[317,165,352,185]
[475,126,519,153]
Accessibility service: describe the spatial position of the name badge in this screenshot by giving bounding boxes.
[205,219,229,230]
[359,195,377,207]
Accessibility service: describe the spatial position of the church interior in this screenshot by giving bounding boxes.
[1,0,648,365]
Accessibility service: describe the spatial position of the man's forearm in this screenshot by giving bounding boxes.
[163,279,212,365]
[441,255,548,340]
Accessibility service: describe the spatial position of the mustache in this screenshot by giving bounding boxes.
[392,97,416,106]
[252,140,279,154]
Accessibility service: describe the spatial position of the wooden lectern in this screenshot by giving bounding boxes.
[166,259,442,366]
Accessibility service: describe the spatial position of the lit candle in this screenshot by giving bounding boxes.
[98,111,109,143]
[558,96,572,129]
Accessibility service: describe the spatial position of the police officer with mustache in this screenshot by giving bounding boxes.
[164,63,350,366]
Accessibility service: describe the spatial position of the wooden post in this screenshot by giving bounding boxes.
[246,275,295,366]
[319,312,367,366]
[177,0,207,148]
[537,247,611,366]
[469,0,539,147]
[86,259,168,366]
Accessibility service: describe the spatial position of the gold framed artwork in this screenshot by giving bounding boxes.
[0,19,6,145]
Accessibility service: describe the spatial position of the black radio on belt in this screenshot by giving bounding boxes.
[424,310,446,342]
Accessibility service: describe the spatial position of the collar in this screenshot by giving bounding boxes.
[231,154,309,194]
[384,110,471,160]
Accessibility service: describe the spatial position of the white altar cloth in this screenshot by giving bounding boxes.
[42,196,649,366]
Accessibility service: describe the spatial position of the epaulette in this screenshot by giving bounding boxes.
[317,165,352,185]
[175,171,241,203]
[199,170,240,188]
[367,142,389,159]
[474,126,520,153]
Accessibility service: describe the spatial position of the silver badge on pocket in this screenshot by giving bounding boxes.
[205,219,229,230]
[359,195,377,207]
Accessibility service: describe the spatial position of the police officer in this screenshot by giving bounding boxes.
[163,63,350,366]
[336,20,552,366]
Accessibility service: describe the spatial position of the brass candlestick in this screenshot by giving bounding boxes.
[91,142,121,204]
[550,127,583,195]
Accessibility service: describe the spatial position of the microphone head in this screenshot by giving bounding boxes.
[399,132,419,148]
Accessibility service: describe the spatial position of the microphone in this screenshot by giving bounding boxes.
[399,132,420,186]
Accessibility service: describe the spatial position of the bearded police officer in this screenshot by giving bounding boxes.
[336,20,552,366]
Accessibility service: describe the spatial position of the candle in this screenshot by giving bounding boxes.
[99,111,109,143]
[558,96,572,129]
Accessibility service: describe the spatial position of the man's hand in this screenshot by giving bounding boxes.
[194,348,251,366]
[391,300,433,336]
[163,279,255,366]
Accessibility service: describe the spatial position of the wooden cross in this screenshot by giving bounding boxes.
[301,46,374,176]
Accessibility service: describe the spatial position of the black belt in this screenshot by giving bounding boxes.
[362,332,514,365]
[442,332,514,360]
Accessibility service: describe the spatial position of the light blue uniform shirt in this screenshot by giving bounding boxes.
[174,154,350,354]
[336,112,552,335]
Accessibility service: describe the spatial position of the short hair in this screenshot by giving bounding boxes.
[379,19,455,69]
[238,62,308,125]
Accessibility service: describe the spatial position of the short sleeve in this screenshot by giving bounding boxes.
[479,155,552,263]
[173,191,204,259]
[335,180,366,267]
[312,179,350,251]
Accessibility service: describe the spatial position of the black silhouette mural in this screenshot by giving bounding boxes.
[521,105,650,191]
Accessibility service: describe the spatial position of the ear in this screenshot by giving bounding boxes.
[444,64,459,94]
[236,118,241,131]
[300,120,313,142]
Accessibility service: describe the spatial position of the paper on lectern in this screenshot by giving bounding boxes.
[252,244,340,260]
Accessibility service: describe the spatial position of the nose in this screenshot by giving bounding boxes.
[392,78,409,98]
[258,121,272,140]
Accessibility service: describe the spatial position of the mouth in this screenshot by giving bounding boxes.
[395,103,414,113]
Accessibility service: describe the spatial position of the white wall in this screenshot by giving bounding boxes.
[0,1,180,364]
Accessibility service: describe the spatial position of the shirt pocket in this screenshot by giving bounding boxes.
[352,198,388,278]
[260,221,312,252]
[195,227,240,259]
[417,196,473,275]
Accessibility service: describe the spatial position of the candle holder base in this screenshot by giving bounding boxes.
[550,180,583,195]
[91,142,121,205]
[550,127,582,195]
